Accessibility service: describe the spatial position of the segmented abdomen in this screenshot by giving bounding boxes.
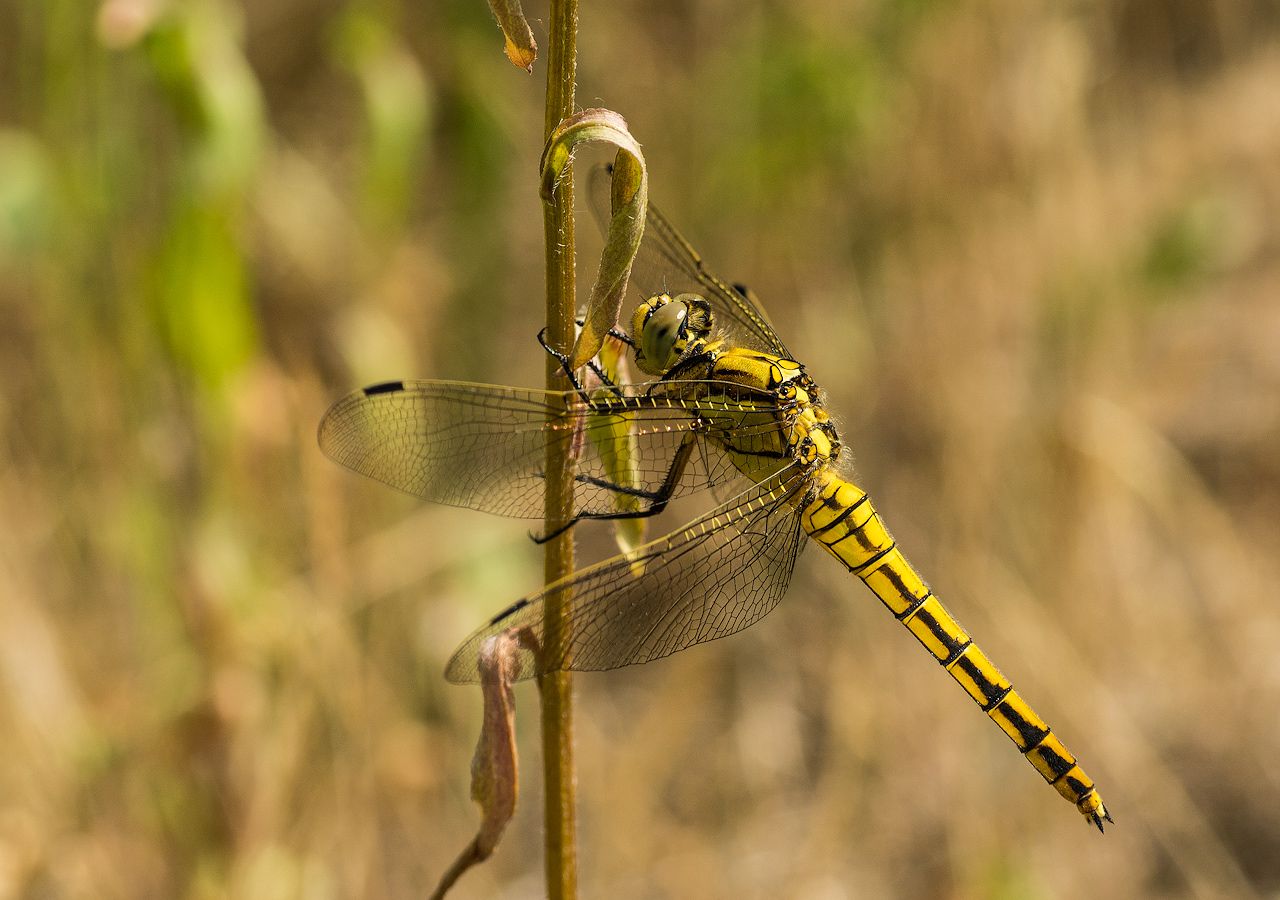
[797,472,1111,830]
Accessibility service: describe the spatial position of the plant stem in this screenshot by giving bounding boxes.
[540,0,578,898]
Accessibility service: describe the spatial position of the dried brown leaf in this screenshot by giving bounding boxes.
[487,0,536,72]
[427,632,522,900]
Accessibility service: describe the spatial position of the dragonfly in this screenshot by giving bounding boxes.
[318,169,1112,831]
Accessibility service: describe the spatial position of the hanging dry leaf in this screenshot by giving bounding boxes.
[428,632,523,900]
[487,0,537,72]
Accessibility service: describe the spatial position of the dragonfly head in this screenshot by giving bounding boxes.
[632,293,714,376]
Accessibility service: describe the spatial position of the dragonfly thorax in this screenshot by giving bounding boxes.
[631,293,715,377]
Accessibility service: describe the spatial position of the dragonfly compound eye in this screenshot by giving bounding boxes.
[636,297,689,374]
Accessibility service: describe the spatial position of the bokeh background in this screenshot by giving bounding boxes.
[3,0,1280,897]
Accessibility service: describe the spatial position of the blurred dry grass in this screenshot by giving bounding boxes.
[1,0,1279,898]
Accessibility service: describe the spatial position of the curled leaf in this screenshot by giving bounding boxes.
[487,0,537,72]
[428,632,522,900]
[539,108,647,372]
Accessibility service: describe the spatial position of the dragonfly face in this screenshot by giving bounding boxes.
[631,292,714,377]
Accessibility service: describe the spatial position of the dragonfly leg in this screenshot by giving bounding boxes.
[530,432,700,545]
[537,328,618,398]
[537,328,587,396]
[607,327,636,348]
[586,362,618,389]
[572,317,636,349]
[648,350,717,392]
[573,473,668,499]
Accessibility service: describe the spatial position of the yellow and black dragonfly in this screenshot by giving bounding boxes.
[318,171,1111,831]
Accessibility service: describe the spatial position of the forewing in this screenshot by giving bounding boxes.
[318,379,783,523]
[443,467,809,683]
[587,164,789,357]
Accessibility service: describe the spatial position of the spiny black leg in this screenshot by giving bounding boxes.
[573,317,632,345]
[585,359,618,390]
[529,497,677,545]
[650,351,716,392]
[537,328,589,399]
[574,472,665,500]
[528,432,700,545]
[532,519,577,545]
[607,327,635,348]
[538,328,632,397]
[570,316,635,349]
[566,319,636,380]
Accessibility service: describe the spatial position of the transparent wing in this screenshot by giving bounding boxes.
[443,467,809,683]
[588,164,789,357]
[318,379,790,525]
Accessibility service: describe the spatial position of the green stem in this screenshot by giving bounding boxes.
[540,1,578,898]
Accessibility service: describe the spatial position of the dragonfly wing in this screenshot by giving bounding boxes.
[588,164,790,358]
[443,467,809,683]
[318,379,783,523]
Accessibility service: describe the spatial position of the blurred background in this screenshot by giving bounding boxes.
[2,0,1279,897]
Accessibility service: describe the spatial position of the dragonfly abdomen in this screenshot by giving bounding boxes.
[798,472,1111,831]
